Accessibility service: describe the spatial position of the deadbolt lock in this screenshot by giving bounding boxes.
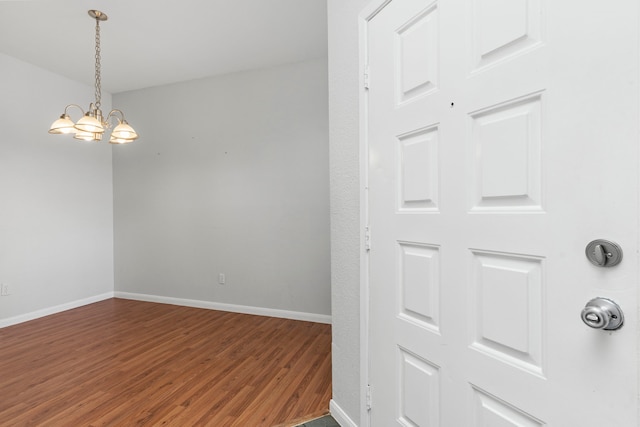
[585,239,623,267]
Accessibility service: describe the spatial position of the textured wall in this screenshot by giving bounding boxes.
[112,58,331,317]
[328,0,371,424]
[0,53,115,323]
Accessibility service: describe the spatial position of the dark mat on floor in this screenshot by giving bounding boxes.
[294,415,340,427]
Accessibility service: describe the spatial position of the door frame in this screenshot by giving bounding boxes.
[358,1,393,426]
[357,1,640,426]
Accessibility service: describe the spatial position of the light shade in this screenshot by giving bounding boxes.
[109,136,135,144]
[74,130,103,142]
[48,115,76,134]
[75,114,105,133]
[111,121,138,140]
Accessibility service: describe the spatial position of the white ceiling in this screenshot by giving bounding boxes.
[0,0,328,94]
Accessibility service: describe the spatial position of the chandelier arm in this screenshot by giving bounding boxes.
[106,109,125,122]
[63,104,86,118]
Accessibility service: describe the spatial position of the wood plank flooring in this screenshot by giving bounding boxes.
[0,298,332,426]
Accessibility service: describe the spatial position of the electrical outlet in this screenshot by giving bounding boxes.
[0,284,9,296]
[218,273,225,285]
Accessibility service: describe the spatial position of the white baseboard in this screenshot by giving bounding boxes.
[114,292,332,324]
[0,292,114,329]
[330,399,358,427]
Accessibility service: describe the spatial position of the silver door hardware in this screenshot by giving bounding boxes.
[585,239,623,267]
[365,226,371,251]
[581,297,624,330]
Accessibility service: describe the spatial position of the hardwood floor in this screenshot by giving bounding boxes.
[0,299,332,426]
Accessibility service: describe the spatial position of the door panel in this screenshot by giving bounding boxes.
[366,0,639,425]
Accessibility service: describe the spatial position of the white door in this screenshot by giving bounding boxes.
[365,0,639,425]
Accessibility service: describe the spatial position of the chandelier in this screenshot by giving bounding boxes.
[48,10,138,144]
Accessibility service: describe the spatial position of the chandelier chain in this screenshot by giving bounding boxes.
[94,17,102,111]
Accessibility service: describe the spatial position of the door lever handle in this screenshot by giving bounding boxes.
[581,297,624,330]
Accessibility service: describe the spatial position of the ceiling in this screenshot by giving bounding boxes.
[0,0,328,94]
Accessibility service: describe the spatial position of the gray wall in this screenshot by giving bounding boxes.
[328,0,370,424]
[0,53,115,325]
[112,58,331,317]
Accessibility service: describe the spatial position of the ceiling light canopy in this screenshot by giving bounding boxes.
[49,10,138,144]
